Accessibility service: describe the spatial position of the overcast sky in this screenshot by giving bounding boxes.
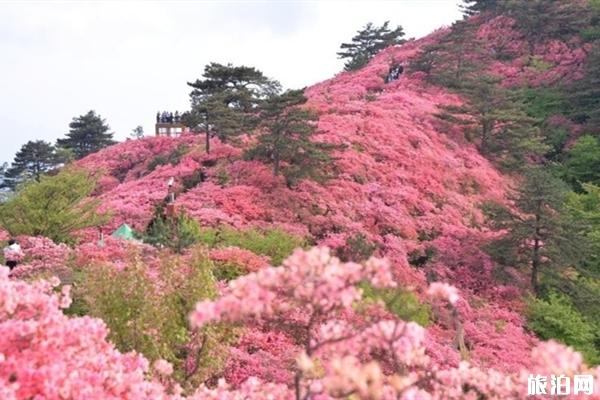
[0,0,463,164]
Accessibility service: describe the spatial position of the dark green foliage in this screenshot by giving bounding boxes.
[245,89,337,187]
[182,168,206,191]
[185,63,281,152]
[460,0,503,17]
[148,144,189,172]
[519,87,570,121]
[438,76,547,169]
[144,205,202,254]
[0,163,8,193]
[486,167,584,295]
[408,246,437,267]
[411,20,484,89]
[0,169,108,244]
[527,291,599,364]
[569,43,600,130]
[337,21,405,71]
[336,233,377,262]
[581,0,600,41]
[464,1,588,54]
[561,135,600,190]
[130,125,144,139]
[566,184,600,272]
[57,110,115,159]
[4,140,62,188]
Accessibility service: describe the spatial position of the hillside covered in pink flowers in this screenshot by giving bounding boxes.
[2,1,600,399]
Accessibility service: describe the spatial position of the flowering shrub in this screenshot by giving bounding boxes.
[8,236,71,280]
[187,247,600,399]
[0,266,172,399]
[71,246,234,389]
[209,246,270,280]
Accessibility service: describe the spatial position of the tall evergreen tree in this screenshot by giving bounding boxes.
[437,76,546,168]
[337,21,405,71]
[57,110,115,159]
[0,163,8,190]
[561,135,600,191]
[569,44,600,130]
[185,63,281,153]
[485,167,584,295]
[410,19,484,88]
[460,0,502,17]
[245,89,336,187]
[4,140,61,188]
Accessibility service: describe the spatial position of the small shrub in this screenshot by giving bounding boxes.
[144,206,203,253]
[216,227,304,266]
[216,168,229,186]
[72,247,235,388]
[336,233,377,262]
[196,226,304,266]
[148,144,189,172]
[408,246,436,267]
[528,56,553,72]
[527,291,599,364]
[360,282,432,327]
[212,261,247,281]
[182,168,206,191]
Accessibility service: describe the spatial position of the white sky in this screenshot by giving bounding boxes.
[0,0,462,163]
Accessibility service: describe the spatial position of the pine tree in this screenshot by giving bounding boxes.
[130,126,144,139]
[561,135,600,191]
[337,21,405,71]
[411,19,484,88]
[4,140,61,188]
[144,205,202,254]
[485,167,584,295]
[57,110,115,159]
[244,89,336,187]
[0,163,8,192]
[569,44,600,130]
[437,76,546,169]
[185,63,281,153]
[460,0,503,17]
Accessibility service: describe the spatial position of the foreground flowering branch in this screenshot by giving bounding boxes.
[189,248,524,399]
[1,247,599,399]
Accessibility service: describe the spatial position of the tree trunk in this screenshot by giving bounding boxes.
[532,201,542,296]
[273,151,280,176]
[452,308,468,360]
[481,119,490,153]
[205,131,210,154]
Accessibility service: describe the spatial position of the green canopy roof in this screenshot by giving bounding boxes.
[111,224,136,241]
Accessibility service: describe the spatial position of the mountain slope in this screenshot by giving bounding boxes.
[74,25,549,372]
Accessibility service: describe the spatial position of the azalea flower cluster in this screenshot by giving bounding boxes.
[8,236,71,279]
[190,247,395,329]
[2,248,600,398]
[0,266,172,399]
[187,248,600,399]
[209,246,270,274]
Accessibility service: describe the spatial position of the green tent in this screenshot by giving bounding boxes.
[111,224,136,241]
